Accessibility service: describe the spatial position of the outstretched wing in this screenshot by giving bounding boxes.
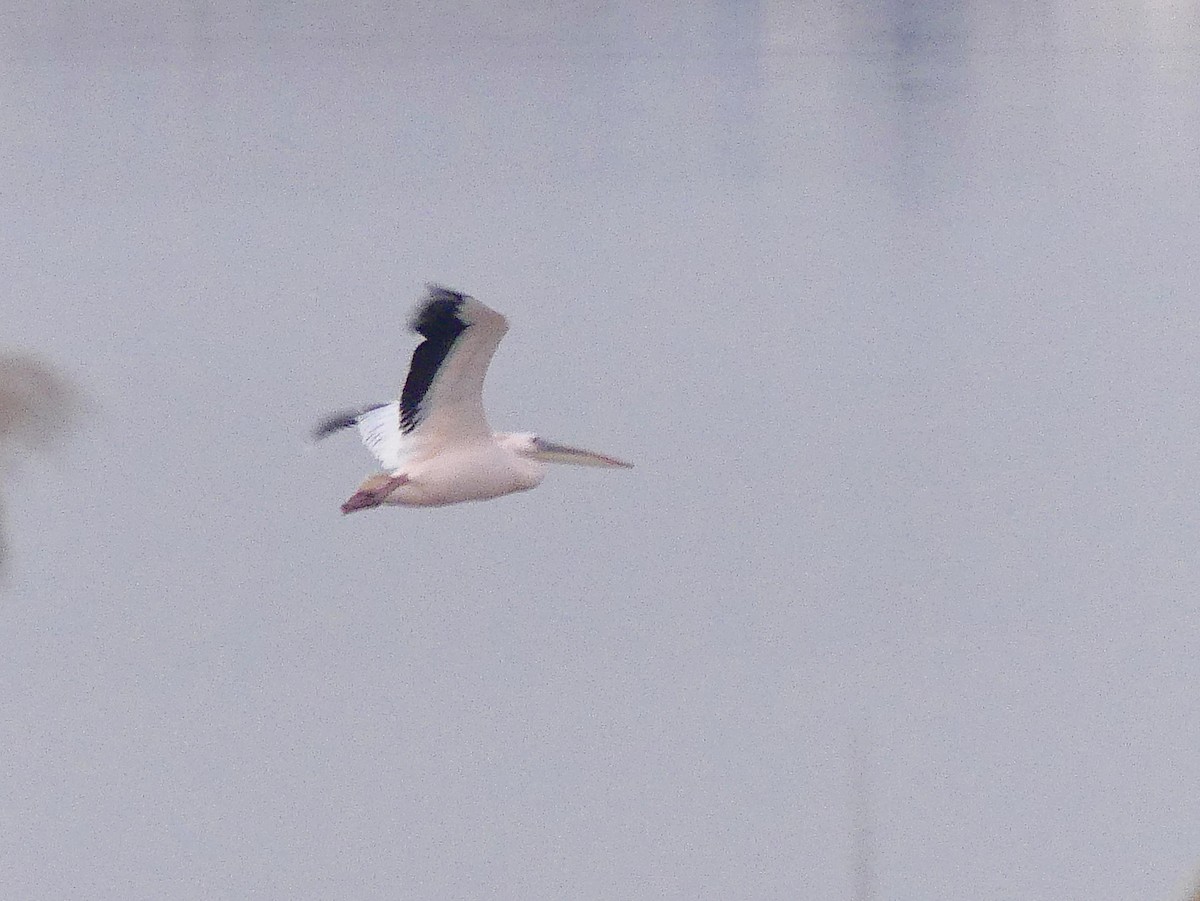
[400,286,508,446]
[312,402,406,470]
[311,286,509,470]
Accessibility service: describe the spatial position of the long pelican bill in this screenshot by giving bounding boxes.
[532,438,633,469]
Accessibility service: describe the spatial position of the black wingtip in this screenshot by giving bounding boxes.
[311,410,362,441]
[423,283,467,303]
[411,286,469,337]
[312,403,392,441]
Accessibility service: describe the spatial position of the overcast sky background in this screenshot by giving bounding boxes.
[4,1,1200,899]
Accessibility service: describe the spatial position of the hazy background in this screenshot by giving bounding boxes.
[4,1,1200,898]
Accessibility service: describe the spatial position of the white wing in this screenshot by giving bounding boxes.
[313,403,409,471]
[355,402,406,470]
[399,287,508,450]
[311,287,509,471]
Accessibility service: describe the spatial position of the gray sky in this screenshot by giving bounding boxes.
[4,1,1200,899]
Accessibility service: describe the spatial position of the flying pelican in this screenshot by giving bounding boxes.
[314,286,632,513]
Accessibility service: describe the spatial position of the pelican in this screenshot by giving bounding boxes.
[314,286,632,513]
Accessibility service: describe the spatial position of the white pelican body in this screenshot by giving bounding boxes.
[315,287,631,512]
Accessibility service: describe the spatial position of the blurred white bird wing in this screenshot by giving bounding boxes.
[354,402,408,470]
